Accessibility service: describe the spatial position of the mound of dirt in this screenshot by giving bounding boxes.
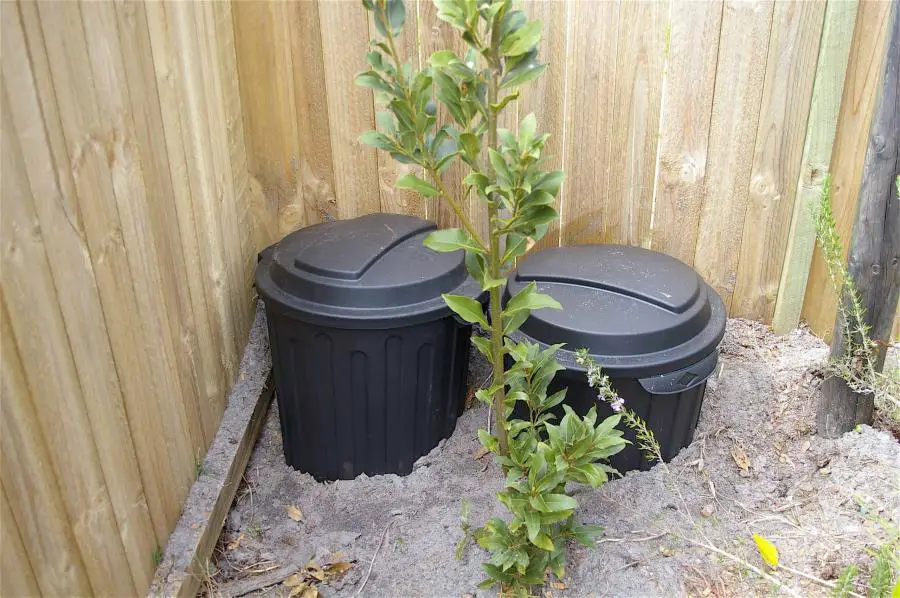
[208,319,899,597]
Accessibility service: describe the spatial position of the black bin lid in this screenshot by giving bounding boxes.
[506,245,726,377]
[256,213,485,328]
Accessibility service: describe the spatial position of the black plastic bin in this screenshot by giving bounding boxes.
[506,245,726,472]
[256,213,485,480]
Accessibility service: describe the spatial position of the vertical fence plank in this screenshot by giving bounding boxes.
[232,1,302,243]
[560,0,620,246]
[16,0,187,542]
[802,0,894,339]
[195,0,256,348]
[213,0,258,344]
[607,0,667,248]
[72,0,208,477]
[0,484,40,598]
[319,0,380,220]
[417,0,481,234]
[1,89,135,595]
[0,299,92,597]
[372,4,425,219]
[116,1,226,442]
[731,0,827,321]
[693,0,774,309]
[650,1,723,264]
[772,0,859,334]
[520,0,569,251]
[2,4,158,586]
[288,0,340,229]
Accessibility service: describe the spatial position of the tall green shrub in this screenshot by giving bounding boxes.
[357,1,626,593]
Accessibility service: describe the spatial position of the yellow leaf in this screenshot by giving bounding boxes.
[287,582,308,596]
[752,534,779,568]
[730,446,751,472]
[324,561,353,579]
[549,580,567,590]
[286,505,304,522]
[300,587,318,598]
[226,532,244,551]
[304,562,326,582]
[283,573,304,588]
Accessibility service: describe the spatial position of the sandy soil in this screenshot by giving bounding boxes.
[207,319,899,597]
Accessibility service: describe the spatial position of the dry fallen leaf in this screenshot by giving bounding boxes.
[473,446,490,460]
[549,579,567,590]
[300,587,318,598]
[700,504,715,518]
[226,532,244,551]
[283,573,304,588]
[288,582,309,597]
[730,445,751,476]
[324,561,353,579]
[304,562,326,582]
[286,505,304,522]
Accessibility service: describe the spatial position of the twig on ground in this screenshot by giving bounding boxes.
[356,515,399,596]
[596,531,668,544]
[685,538,802,598]
[780,563,865,598]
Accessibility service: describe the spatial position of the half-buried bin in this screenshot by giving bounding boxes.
[506,245,726,472]
[256,213,485,480]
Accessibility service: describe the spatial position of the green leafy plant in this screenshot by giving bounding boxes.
[813,175,899,420]
[357,1,627,592]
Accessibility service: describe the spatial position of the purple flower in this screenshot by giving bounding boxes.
[609,396,624,413]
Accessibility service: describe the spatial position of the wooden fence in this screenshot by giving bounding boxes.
[1,0,896,596]
[1,2,258,594]
[231,0,896,339]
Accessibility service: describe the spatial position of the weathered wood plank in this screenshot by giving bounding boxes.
[0,484,41,598]
[520,0,569,252]
[416,0,481,233]
[318,0,381,220]
[820,0,899,436]
[3,4,158,586]
[560,0,620,246]
[1,85,135,594]
[606,0,667,248]
[803,0,895,339]
[372,3,425,219]
[16,0,188,544]
[0,299,92,597]
[650,0,724,265]
[772,0,859,334]
[693,0,774,309]
[731,0,827,321]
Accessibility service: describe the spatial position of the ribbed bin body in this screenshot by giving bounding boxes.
[267,312,470,480]
[256,213,485,480]
[547,371,706,472]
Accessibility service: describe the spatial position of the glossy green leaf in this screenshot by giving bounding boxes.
[359,130,394,151]
[529,493,577,513]
[423,228,482,254]
[505,282,562,314]
[355,71,394,94]
[396,173,440,197]
[500,19,542,56]
[531,532,555,552]
[442,293,488,327]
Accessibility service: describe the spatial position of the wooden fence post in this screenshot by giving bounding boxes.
[818,2,899,438]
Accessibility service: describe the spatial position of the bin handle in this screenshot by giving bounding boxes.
[638,351,718,395]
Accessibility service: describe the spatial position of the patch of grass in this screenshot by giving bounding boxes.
[152,545,163,568]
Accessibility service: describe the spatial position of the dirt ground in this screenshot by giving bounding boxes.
[206,319,899,597]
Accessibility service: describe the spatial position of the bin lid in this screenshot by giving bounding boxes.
[255,213,485,328]
[506,245,726,376]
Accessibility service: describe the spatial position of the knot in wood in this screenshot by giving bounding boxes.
[873,135,886,153]
[871,263,882,275]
